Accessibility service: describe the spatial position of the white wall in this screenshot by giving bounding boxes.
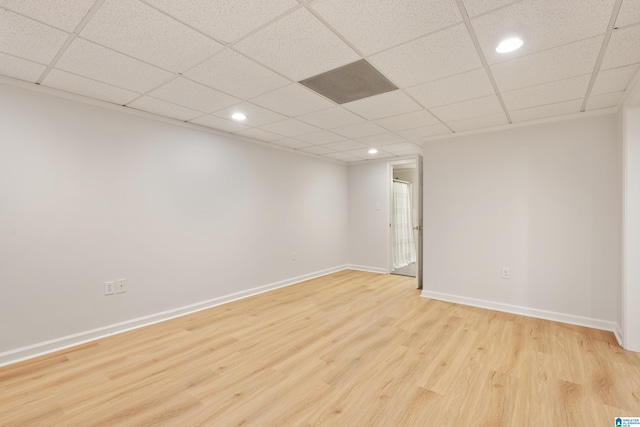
[622,105,640,351]
[347,161,389,272]
[422,114,621,329]
[0,83,348,359]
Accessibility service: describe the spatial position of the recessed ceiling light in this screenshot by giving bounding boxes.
[231,112,246,121]
[496,37,523,53]
[368,148,378,155]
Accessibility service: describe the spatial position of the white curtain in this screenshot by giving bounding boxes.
[392,181,416,269]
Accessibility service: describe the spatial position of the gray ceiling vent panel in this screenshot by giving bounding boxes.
[299,59,398,104]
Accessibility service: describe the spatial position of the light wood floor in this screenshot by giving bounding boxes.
[1,270,639,426]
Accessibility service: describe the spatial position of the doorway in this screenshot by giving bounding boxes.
[388,156,423,289]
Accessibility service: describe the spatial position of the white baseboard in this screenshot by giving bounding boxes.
[345,264,388,274]
[421,290,617,333]
[614,323,624,347]
[0,265,347,367]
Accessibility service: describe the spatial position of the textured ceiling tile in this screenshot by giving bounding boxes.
[42,68,139,105]
[190,115,249,133]
[296,130,346,144]
[297,107,365,129]
[356,132,409,146]
[185,50,289,100]
[342,90,421,120]
[325,152,364,161]
[446,112,508,132]
[299,145,336,155]
[378,142,421,153]
[462,0,519,17]
[310,0,461,55]
[370,24,482,87]
[510,99,582,122]
[213,102,287,127]
[234,8,360,81]
[235,128,284,142]
[430,95,503,122]
[259,118,319,137]
[270,138,312,149]
[0,9,69,64]
[502,75,590,110]
[586,91,623,110]
[0,52,46,82]
[601,25,640,70]
[374,110,440,132]
[592,64,639,95]
[397,123,452,142]
[0,0,95,32]
[250,84,335,117]
[407,68,494,108]
[127,96,203,121]
[616,0,640,27]
[331,122,387,139]
[149,77,240,112]
[322,140,368,151]
[80,0,222,73]
[56,38,174,92]
[472,0,614,64]
[491,36,603,92]
[343,147,395,159]
[143,0,298,43]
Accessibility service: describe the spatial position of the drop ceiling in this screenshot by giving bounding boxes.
[0,0,638,163]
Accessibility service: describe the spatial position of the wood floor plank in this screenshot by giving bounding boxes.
[1,270,639,426]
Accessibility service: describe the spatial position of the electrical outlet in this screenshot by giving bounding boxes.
[501,267,511,279]
[104,281,115,295]
[116,278,127,293]
[291,251,296,260]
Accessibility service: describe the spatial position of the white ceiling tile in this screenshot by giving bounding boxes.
[80,0,222,73]
[616,0,640,27]
[250,84,335,117]
[379,142,422,153]
[149,77,240,113]
[42,69,139,105]
[502,75,590,110]
[343,147,395,159]
[185,50,289,100]
[586,91,623,110]
[56,39,173,92]
[190,115,250,133]
[332,122,387,139]
[143,0,298,43]
[592,65,639,95]
[260,118,319,137]
[406,68,494,108]
[356,133,409,146]
[297,107,365,129]
[491,36,603,92]
[127,96,202,121]
[374,110,440,132]
[213,102,287,127]
[0,8,69,64]
[235,128,284,142]
[430,95,503,122]
[322,140,368,151]
[601,25,640,70]
[472,0,614,65]
[271,138,312,149]
[296,131,346,144]
[0,0,95,32]
[234,8,360,81]
[370,24,482,88]
[446,112,508,132]
[325,152,364,162]
[398,123,452,142]
[462,0,519,17]
[299,145,336,155]
[342,91,421,120]
[392,148,424,156]
[0,52,45,82]
[310,0,461,55]
[510,99,582,123]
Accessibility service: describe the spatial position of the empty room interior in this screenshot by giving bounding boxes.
[2,0,640,425]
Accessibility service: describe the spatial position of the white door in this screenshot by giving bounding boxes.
[415,155,424,289]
